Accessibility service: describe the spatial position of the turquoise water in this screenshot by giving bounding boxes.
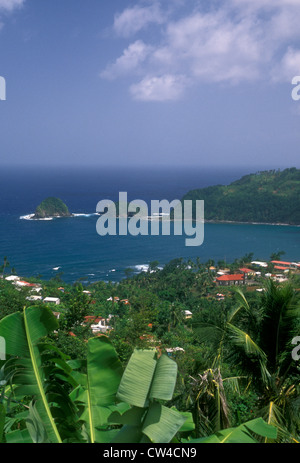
[0,166,299,283]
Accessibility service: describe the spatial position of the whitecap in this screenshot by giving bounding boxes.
[19,214,53,221]
[20,214,35,220]
[134,264,149,272]
[72,213,98,218]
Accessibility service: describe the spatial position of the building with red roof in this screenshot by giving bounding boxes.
[216,274,245,286]
[271,261,300,270]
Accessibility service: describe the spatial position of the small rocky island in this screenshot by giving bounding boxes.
[33,197,73,219]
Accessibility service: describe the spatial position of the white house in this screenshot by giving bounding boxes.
[43,297,61,305]
[5,275,20,282]
[90,319,112,334]
[251,261,268,268]
[26,295,43,302]
[184,310,193,319]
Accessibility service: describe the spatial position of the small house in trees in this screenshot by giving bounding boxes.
[216,274,245,286]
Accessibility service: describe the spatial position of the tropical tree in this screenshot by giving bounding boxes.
[0,306,190,443]
[270,251,286,261]
[0,306,277,444]
[194,279,300,442]
[0,257,9,279]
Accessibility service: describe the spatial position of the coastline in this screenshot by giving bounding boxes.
[20,212,100,221]
[19,212,300,228]
[203,219,300,227]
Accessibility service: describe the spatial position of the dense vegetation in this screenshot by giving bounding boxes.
[182,168,300,224]
[0,255,299,443]
[34,197,72,219]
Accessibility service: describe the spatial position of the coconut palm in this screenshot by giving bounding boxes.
[195,279,300,442]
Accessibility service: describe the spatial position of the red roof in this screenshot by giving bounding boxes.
[271,261,292,266]
[84,316,102,324]
[239,268,253,273]
[216,274,244,282]
[19,281,37,287]
[274,266,289,270]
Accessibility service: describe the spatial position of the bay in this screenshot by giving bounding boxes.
[0,165,299,283]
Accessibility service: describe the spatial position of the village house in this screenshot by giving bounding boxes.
[217,268,231,276]
[216,274,245,286]
[184,310,193,319]
[43,297,61,305]
[83,316,112,334]
[26,295,43,302]
[5,275,20,282]
[15,280,38,288]
[271,261,300,271]
[239,268,256,278]
[251,261,268,268]
[83,290,91,296]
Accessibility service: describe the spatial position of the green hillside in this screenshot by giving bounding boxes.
[34,197,72,219]
[181,168,300,225]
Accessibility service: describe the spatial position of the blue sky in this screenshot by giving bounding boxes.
[1,0,300,170]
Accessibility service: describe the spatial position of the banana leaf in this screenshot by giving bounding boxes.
[0,307,62,443]
[111,349,187,443]
[185,418,277,443]
[70,336,123,443]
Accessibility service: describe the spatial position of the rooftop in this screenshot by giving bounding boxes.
[216,274,244,281]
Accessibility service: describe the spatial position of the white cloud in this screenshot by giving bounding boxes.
[130,74,188,101]
[0,0,25,12]
[113,3,165,37]
[100,40,153,80]
[273,47,300,82]
[161,11,264,84]
[102,1,300,101]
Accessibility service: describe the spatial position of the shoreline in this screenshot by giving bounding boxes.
[203,219,300,227]
[19,213,300,228]
[168,217,299,227]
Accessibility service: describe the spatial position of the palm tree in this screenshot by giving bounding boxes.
[185,368,231,437]
[195,279,300,442]
[1,256,10,278]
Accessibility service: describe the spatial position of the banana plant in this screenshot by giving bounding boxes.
[107,348,192,443]
[0,308,278,444]
[69,336,124,443]
[184,417,277,443]
[0,306,77,443]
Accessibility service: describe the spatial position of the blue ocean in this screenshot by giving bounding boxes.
[0,165,299,284]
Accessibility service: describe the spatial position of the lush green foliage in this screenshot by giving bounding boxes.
[34,197,72,219]
[182,167,300,224]
[0,308,277,444]
[0,253,299,443]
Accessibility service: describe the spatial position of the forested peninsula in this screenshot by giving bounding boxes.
[182,168,300,225]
